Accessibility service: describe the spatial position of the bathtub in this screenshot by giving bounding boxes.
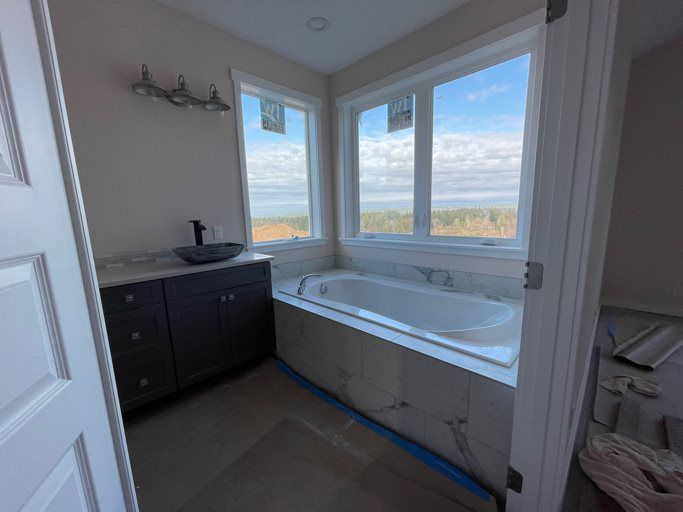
[280,272,522,367]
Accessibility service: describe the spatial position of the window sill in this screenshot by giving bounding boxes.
[338,237,527,260]
[251,237,327,253]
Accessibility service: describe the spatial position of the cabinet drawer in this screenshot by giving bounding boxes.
[105,304,171,359]
[101,280,164,313]
[115,351,176,412]
[163,263,270,300]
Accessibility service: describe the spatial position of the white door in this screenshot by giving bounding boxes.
[0,0,129,510]
[507,0,623,510]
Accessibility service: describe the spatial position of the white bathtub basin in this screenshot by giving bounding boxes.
[281,272,522,367]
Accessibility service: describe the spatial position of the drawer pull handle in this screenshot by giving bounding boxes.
[139,378,149,387]
[228,294,235,301]
[124,294,135,303]
[131,331,141,341]
[220,295,227,303]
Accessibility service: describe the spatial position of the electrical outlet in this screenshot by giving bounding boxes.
[213,225,223,240]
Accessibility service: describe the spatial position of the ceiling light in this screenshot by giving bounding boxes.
[306,17,329,33]
[203,84,231,112]
[167,75,202,107]
[131,64,167,97]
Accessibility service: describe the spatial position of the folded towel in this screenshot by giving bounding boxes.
[579,433,683,512]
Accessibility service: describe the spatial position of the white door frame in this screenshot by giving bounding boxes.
[508,0,623,510]
[32,1,138,509]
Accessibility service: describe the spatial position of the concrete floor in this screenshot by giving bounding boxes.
[124,357,491,511]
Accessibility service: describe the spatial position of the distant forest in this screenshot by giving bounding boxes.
[251,206,517,241]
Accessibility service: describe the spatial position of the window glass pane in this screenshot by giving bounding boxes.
[430,54,530,239]
[357,96,415,234]
[241,93,311,243]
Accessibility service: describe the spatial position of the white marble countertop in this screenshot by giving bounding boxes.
[97,252,274,288]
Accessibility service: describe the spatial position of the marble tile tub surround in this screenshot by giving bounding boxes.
[270,255,336,280]
[335,255,524,300]
[271,254,524,299]
[274,299,516,499]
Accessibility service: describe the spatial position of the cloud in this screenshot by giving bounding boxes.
[465,84,510,102]
[244,141,309,216]
[243,129,525,215]
[357,130,523,205]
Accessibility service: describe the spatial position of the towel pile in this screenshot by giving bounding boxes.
[580,433,683,512]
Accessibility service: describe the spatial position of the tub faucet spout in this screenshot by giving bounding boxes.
[297,274,321,295]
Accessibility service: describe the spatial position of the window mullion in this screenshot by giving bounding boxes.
[306,110,317,238]
[413,83,432,240]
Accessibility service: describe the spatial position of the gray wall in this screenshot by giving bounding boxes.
[601,37,683,316]
[48,0,334,263]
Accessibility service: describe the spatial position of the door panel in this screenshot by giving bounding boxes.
[167,291,231,388]
[20,440,93,512]
[0,256,66,422]
[0,0,127,509]
[228,282,275,365]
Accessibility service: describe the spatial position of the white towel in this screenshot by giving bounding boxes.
[579,433,683,512]
[600,375,663,397]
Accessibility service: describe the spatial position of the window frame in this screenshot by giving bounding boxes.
[336,25,545,260]
[232,69,325,252]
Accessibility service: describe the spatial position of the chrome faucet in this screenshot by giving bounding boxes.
[297,274,321,295]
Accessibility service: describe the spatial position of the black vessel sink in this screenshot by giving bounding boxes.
[172,242,245,264]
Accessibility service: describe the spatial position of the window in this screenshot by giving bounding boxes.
[357,96,415,234]
[431,54,529,240]
[338,28,543,257]
[232,70,324,249]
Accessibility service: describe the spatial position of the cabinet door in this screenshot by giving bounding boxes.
[167,290,231,388]
[227,281,275,366]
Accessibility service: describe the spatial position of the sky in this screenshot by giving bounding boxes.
[242,94,310,217]
[241,53,531,218]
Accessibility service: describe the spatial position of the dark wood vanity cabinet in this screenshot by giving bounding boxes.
[166,290,232,388]
[227,282,274,366]
[166,280,274,388]
[101,262,274,410]
[100,281,176,412]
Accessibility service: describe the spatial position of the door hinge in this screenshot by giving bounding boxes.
[524,261,544,290]
[546,0,568,23]
[507,465,524,493]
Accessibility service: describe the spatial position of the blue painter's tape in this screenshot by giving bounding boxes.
[276,359,492,502]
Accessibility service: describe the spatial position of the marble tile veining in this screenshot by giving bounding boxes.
[336,255,523,299]
[275,295,515,500]
[362,335,470,424]
[467,373,515,455]
[271,256,336,280]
